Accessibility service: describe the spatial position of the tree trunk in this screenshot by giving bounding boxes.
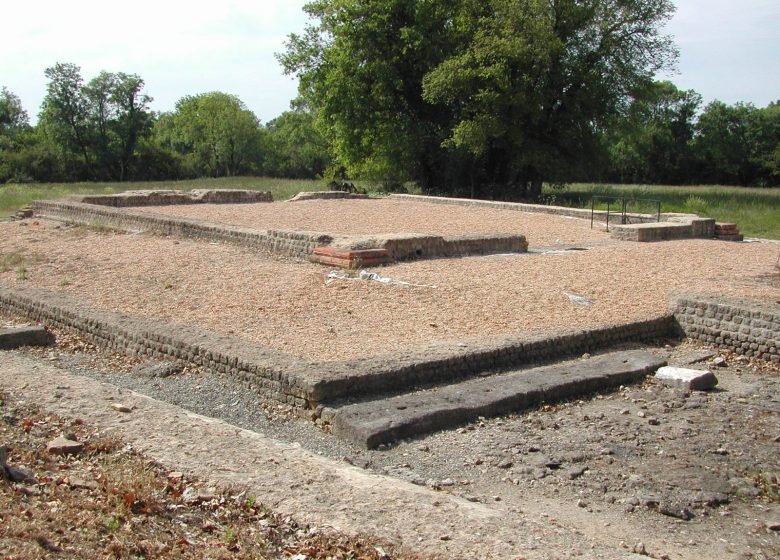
[530,176,543,202]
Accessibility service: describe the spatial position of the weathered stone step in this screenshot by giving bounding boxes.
[331,350,666,448]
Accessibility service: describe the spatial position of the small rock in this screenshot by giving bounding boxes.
[465,495,480,502]
[167,471,184,481]
[566,466,589,480]
[581,353,591,359]
[46,436,83,455]
[68,477,98,490]
[6,465,36,484]
[440,478,455,487]
[659,503,694,521]
[439,535,450,541]
[577,499,588,508]
[648,418,660,426]
[766,521,780,531]
[711,356,727,367]
[496,459,513,469]
[18,486,41,497]
[637,411,646,418]
[632,542,647,555]
[620,409,630,415]
[111,404,132,413]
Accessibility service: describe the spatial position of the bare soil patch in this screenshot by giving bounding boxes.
[133,198,611,247]
[0,220,777,361]
[0,387,413,560]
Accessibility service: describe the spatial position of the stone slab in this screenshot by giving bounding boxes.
[654,366,718,391]
[0,326,53,350]
[331,350,666,448]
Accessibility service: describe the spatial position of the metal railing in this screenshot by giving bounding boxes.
[590,195,661,232]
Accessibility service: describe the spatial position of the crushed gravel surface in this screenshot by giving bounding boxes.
[0,219,778,361]
[132,198,612,247]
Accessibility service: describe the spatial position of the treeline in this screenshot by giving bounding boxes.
[601,81,779,187]
[0,63,330,184]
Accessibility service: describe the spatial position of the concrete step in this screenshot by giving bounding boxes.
[331,350,665,448]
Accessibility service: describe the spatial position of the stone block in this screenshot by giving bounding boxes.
[655,366,718,391]
[0,326,53,349]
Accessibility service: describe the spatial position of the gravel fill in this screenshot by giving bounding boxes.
[0,219,777,361]
[132,198,612,247]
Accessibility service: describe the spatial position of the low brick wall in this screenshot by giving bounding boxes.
[0,286,680,409]
[33,200,332,260]
[71,189,272,207]
[673,294,779,362]
[390,194,716,242]
[363,233,528,261]
[287,191,369,202]
[0,286,316,407]
[304,315,678,402]
[34,199,527,266]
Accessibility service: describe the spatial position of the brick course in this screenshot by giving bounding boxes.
[673,294,779,362]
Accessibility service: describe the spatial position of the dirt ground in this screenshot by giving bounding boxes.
[0,218,777,361]
[0,337,778,559]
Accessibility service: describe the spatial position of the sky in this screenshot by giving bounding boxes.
[1,0,778,124]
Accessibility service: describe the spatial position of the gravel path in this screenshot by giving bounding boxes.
[133,198,612,247]
[0,219,777,361]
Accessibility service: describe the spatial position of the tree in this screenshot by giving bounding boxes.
[0,87,35,183]
[281,0,678,199]
[603,80,701,184]
[157,92,264,177]
[279,0,457,188]
[38,63,153,181]
[264,101,331,178]
[423,0,678,198]
[39,63,93,176]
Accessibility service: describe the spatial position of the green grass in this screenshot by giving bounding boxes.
[545,183,780,239]
[0,176,326,218]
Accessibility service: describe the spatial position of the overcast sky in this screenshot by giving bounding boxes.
[2,0,778,124]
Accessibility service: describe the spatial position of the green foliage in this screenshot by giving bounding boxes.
[603,81,701,184]
[279,0,457,187]
[282,0,677,199]
[34,63,154,182]
[155,92,265,178]
[264,102,331,178]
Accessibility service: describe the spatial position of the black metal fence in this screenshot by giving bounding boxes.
[590,195,661,232]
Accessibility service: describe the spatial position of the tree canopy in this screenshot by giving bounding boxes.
[281,0,679,198]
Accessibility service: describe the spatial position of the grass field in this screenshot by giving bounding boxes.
[2,178,778,239]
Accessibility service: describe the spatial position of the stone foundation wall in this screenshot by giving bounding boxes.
[390,194,716,242]
[673,294,779,362]
[375,233,528,261]
[0,286,680,409]
[33,200,332,260]
[307,315,678,401]
[71,189,272,207]
[0,286,314,407]
[287,191,369,202]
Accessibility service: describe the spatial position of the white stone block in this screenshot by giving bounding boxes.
[655,366,718,391]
